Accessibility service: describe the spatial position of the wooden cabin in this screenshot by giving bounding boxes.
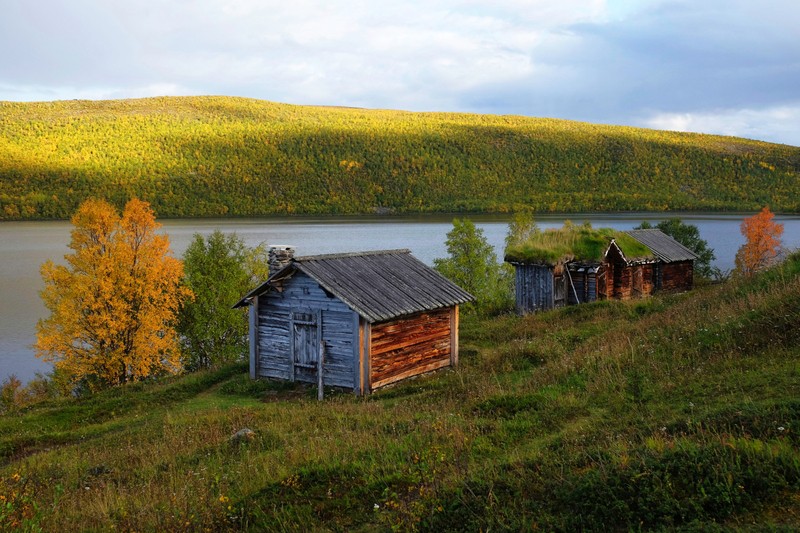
[508,228,698,314]
[234,249,473,394]
[600,229,697,299]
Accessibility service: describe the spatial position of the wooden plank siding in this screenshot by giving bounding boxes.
[358,318,367,394]
[256,272,358,389]
[634,264,656,298]
[513,263,555,314]
[603,243,656,300]
[369,308,452,390]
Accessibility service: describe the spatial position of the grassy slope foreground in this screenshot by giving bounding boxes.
[2,255,799,531]
[1,96,799,220]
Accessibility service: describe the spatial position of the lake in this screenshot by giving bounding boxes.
[2,213,799,384]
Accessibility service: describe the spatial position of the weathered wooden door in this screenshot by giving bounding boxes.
[633,266,643,297]
[290,310,320,373]
[553,271,567,308]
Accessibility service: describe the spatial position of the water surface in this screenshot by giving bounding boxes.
[2,213,798,384]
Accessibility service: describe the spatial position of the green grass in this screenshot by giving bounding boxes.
[505,223,653,263]
[1,96,799,220]
[2,253,800,530]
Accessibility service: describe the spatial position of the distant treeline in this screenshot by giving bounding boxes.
[1,96,799,220]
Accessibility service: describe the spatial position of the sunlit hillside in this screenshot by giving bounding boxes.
[1,96,799,220]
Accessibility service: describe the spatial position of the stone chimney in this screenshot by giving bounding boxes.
[268,245,295,276]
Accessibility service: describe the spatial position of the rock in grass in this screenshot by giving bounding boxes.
[88,464,111,476]
[231,428,255,445]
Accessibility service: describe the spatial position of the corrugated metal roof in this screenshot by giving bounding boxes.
[624,229,699,263]
[234,249,474,323]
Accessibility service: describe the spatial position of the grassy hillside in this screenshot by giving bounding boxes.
[1,96,799,220]
[2,254,799,530]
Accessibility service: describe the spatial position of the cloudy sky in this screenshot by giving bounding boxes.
[2,0,799,146]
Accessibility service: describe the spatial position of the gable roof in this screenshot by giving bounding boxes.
[234,249,474,323]
[624,229,699,263]
[603,238,656,265]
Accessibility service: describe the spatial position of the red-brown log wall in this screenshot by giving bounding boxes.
[660,261,694,292]
[610,263,655,300]
[369,308,452,390]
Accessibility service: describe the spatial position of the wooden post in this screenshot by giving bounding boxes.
[450,306,459,367]
[249,296,258,380]
[363,322,372,395]
[318,340,325,401]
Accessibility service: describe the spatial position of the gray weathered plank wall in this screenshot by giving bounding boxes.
[257,272,357,389]
[514,263,554,314]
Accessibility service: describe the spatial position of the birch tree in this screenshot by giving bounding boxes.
[35,199,190,391]
[734,206,784,277]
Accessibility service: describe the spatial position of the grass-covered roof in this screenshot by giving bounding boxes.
[504,223,654,264]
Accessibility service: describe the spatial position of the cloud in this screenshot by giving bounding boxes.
[644,104,800,146]
[0,0,605,106]
[0,0,798,145]
[0,82,194,103]
[455,0,800,144]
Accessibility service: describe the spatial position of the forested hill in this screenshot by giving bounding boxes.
[1,96,799,220]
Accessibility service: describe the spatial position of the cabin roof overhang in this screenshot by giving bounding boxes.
[234,249,474,323]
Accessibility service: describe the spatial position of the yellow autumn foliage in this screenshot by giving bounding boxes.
[35,198,192,391]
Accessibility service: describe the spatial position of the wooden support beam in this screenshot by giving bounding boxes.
[318,340,325,401]
[565,267,580,304]
[362,320,371,395]
[450,305,459,367]
[249,296,258,379]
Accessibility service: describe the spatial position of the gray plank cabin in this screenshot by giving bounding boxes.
[234,248,474,394]
[506,226,698,314]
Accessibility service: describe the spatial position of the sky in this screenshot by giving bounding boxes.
[2,0,799,146]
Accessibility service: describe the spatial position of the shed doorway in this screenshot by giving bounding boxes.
[291,310,320,372]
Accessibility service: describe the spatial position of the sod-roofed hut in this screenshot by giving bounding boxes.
[234,249,473,394]
[602,229,698,299]
[505,225,697,314]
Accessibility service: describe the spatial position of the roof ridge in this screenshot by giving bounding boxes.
[625,228,661,234]
[294,249,410,262]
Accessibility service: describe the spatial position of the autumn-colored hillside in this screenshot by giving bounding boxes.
[1,96,799,220]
